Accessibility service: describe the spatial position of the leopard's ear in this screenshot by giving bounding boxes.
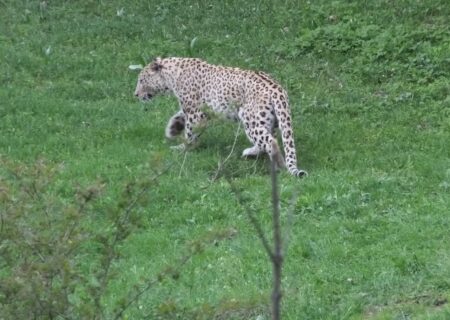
[150,57,163,72]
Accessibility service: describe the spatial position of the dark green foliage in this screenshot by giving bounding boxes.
[0,158,237,319]
[0,158,148,318]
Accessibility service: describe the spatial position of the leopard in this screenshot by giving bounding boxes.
[134,57,307,177]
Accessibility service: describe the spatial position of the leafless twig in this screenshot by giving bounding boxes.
[113,228,238,320]
[96,166,172,314]
[227,178,274,260]
[270,160,282,320]
[227,160,285,320]
[178,150,188,178]
[210,122,242,182]
[282,190,299,257]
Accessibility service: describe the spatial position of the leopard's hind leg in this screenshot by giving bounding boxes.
[239,108,285,170]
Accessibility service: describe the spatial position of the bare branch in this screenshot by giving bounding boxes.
[282,190,299,258]
[270,160,283,320]
[210,122,242,182]
[113,228,237,320]
[113,253,192,320]
[227,160,285,320]
[226,177,275,262]
[178,150,188,178]
[96,165,172,313]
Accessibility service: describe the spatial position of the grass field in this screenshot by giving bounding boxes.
[1,0,449,319]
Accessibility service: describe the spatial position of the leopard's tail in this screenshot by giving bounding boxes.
[271,91,307,178]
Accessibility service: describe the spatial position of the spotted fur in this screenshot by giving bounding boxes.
[134,57,307,177]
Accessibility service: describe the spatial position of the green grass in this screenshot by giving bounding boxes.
[1,0,449,319]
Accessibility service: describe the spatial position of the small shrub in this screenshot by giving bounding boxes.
[0,157,238,319]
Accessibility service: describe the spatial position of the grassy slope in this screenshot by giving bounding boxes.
[1,0,449,319]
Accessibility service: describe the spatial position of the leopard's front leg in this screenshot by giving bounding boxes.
[165,110,186,139]
[171,100,207,150]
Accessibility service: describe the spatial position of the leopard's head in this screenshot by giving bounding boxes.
[134,57,169,101]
